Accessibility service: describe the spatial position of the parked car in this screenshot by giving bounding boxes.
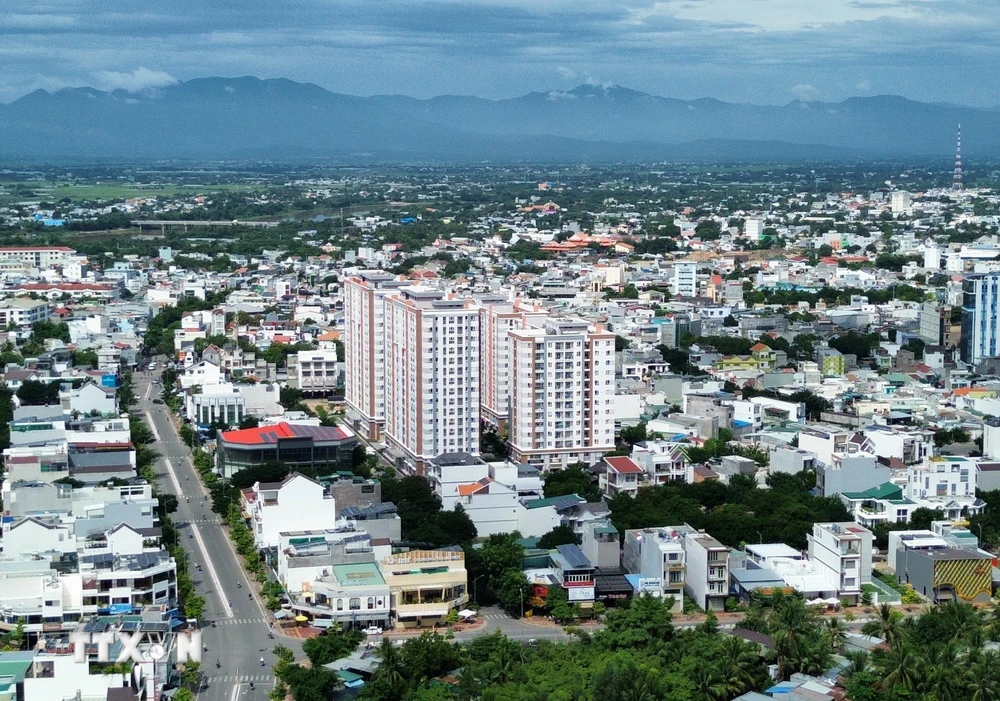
[152,398,163,405]
[363,626,383,636]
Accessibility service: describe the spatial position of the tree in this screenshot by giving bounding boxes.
[862,603,903,647]
[537,525,581,550]
[178,661,201,689]
[614,335,631,351]
[829,331,880,359]
[908,507,945,530]
[279,386,304,410]
[618,422,647,446]
[543,464,602,502]
[238,416,261,429]
[302,629,364,667]
[596,594,674,650]
[16,379,60,406]
[723,314,739,327]
[72,348,99,368]
[184,594,205,621]
[493,568,531,617]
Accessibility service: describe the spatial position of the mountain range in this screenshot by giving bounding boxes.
[1,77,996,162]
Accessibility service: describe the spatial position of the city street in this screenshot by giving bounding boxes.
[133,367,299,701]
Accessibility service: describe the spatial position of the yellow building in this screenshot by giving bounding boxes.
[379,549,469,628]
[714,355,759,372]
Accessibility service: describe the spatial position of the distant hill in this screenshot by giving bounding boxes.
[0,77,994,161]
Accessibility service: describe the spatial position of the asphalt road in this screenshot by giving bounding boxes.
[134,367,299,701]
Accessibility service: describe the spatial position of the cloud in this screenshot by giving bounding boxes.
[0,0,997,106]
[92,67,177,93]
[556,66,577,81]
[789,83,822,101]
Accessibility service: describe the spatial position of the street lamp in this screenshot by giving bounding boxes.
[520,587,525,620]
[472,574,485,603]
[756,531,762,544]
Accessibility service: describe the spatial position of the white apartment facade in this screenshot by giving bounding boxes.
[0,298,52,327]
[807,522,873,605]
[384,287,481,475]
[905,456,984,519]
[622,527,686,613]
[508,318,616,470]
[295,348,341,394]
[672,262,698,297]
[244,473,337,550]
[0,246,76,267]
[477,295,548,430]
[344,271,406,440]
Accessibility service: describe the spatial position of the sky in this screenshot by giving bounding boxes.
[1,0,998,107]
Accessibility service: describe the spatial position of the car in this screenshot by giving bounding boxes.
[152,398,163,405]
[363,626,383,636]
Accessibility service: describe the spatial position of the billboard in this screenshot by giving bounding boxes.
[566,586,595,602]
[101,374,117,388]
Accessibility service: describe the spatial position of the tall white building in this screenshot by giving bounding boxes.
[384,287,481,475]
[890,191,911,214]
[744,217,764,240]
[672,262,698,298]
[477,295,548,431]
[344,271,406,440]
[924,244,941,271]
[508,318,616,470]
[960,272,1000,367]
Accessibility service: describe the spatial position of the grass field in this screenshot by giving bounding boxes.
[0,181,261,204]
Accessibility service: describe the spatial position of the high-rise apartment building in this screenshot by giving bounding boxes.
[960,273,1000,367]
[384,287,481,475]
[344,271,406,440]
[508,318,616,470]
[672,262,697,298]
[477,295,548,431]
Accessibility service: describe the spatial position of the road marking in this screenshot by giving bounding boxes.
[163,458,183,495]
[192,522,234,618]
[144,411,161,443]
[144,383,152,401]
[230,681,241,701]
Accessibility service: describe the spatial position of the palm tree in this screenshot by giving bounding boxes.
[717,636,758,693]
[823,617,848,653]
[937,600,983,642]
[874,644,920,693]
[862,603,902,647]
[968,652,1000,701]
[690,665,728,701]
[842,650,869,681]
[370,638,406,691]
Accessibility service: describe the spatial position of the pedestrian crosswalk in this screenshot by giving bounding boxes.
[215,617,269,626]
[479,612,509,621]
[206,674,274,684]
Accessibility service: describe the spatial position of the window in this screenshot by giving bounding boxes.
[367,597,375,610]
[350,598,361,610]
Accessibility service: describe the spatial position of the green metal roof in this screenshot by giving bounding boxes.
[865,482,903,500]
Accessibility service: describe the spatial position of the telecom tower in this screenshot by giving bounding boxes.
[953,124,963,191]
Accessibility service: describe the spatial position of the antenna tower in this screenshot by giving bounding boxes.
[952,124,963,191]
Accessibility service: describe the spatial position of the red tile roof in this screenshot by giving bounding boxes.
[605,456,643,474]
[221,422,350,445]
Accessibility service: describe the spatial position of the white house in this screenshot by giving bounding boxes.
[243,473,337,550]
[179,360,223,390]
[60,382,117,416]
